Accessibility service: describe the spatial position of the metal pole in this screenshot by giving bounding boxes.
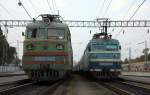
[4,27,8,72]
[17,40,19,58]
[145,40,147,66]
[16,40,20,71]
[129,47,131,71]
[129,47,131,61]
[2,37,5,72]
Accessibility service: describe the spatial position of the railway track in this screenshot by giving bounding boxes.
[98,80,150,95]
[0,79,31,86]
[0,82,34,95]
[38,80,67,95]
[0,78,67,95]
[98,81,133,95]
[0,79,31,90]
[2,75,150,95]
[0,74,26,77]
[116,80,150,95]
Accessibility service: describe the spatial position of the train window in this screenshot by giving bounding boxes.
[91,53,120,59]
[26,29,32,38]
[36,29,46,38]
[26,29,37,38]
[48,29,64,39]
[106,45,118,51]
[88,46,91,51]
[92,45,105,50]
[32,29,37,38]
[119,46,121,50]
[27,28,47,39]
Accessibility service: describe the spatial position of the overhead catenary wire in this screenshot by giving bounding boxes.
[52,0,59,14]
[46,0,53,14]
[28,0,39,15]
[51,0,55,10]
[129,0,146,20]
[122,0,138,20]
[114,0,137,38]
[0,3,16,19]
[102,0,113,17]
[97,0,107,17]
[115,0,147,38]
[53,0,57,10]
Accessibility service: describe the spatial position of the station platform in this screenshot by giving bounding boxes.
[0,70,26,77]
[121,72,150,77]
[0,66,28,84]
[120,72,150,84]
[0,74,28,84]
[0,71,28,84]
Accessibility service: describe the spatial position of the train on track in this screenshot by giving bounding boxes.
[78,32,121,79]
[22,14,73,81]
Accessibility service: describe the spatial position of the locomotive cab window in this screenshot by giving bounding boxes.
[106,45,118,51]
[48,29,64,39]
[27,29,37,38]
[36,29,46,39]
[26,28,46,39]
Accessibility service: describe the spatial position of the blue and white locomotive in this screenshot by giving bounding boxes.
[79,32,121,79]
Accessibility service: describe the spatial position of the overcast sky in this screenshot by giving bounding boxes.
[0,0,150,62]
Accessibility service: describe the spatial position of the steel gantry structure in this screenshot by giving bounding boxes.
[1,19,150,28]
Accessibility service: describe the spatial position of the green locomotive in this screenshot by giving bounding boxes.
[22,14,73,81]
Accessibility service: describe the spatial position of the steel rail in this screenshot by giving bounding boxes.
[38,80,65,95]
[98,81,134,95]
[0,79,30,87]
[0,82,33,95]
[119,81,150,91]
[0,73,26,77]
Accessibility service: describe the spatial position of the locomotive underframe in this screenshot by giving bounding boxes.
[23,63,72,81]
[89,70,121,79]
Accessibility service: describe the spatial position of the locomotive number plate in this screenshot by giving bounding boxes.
[34,56,56,61]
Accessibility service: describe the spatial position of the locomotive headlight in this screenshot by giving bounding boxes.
[113,54,119,58]
[26,43,34,50]
[58,36,63,39]
[56,44,64,50]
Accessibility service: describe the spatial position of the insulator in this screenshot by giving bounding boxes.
[18,1,22,6]
[123,30,125,34]
[147,29,149,33]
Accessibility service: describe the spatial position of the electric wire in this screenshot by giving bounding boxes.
[28,0,39,15]
[51,0,55,12]
[122,0,138,20]
[53,0,59,14]
[46,0,53,13]
[51,0,55,10]
[97,0,106,17]
[0,3,15,19]
[53,0,57,10]
[114,0,137,38]
[102,0,113,17]
[115,0,147,38]
[129,0,146,20]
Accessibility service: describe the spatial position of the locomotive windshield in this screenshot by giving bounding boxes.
[26,28,46,39]
[92,44,119,51]
[26,28,64,39]
[91,53,120,59]
[48,29,64,39]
